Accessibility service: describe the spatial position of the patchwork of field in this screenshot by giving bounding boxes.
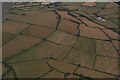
[2,2,120,79]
